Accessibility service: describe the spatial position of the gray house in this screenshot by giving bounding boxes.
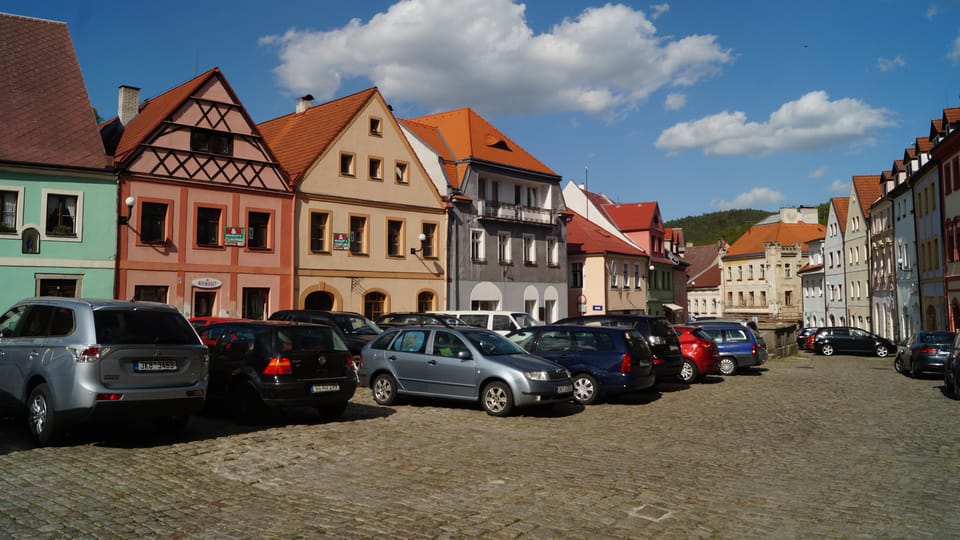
[401,109,568,322]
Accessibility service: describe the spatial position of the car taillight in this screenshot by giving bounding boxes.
[77,346,100,363]
[350,355,361,371]
[751,345,757,355]
[620,353,632,373]
[95,393,123,401]
[263,357,292,375]
[652,356,665,365]
[919,346,937,354]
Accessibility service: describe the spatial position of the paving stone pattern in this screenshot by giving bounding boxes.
[1,353,959,538]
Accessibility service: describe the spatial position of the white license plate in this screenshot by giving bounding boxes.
[311,383,340,393]
[557,384,573,393]
[134,360,177,372]
[669,345,680,351]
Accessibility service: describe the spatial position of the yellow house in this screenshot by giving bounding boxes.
[258,88,446,319]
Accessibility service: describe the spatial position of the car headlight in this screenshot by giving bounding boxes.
[524,370,550,381]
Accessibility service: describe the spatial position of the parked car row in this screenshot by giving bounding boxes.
[0,298,772,446]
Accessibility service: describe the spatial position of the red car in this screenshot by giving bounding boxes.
[673,325,720,383]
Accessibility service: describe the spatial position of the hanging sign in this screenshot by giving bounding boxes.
[333,232,350,251]
[224,227,245,247]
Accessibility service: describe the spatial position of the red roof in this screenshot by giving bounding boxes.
[832,198,850,234]
[407,108,557,180]
[852,175,882,217]
[945,108,960,125]
[399,118,460,191]
[685,243,724,287]
[0,13,108,170]
[566,210,646,257]
[725,220,826,257]
[916,137,933,153]
[258,87,379,183]
[601,201,663,232]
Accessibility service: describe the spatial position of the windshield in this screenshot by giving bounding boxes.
[333,313,381,335]
[512,313,540,328]
[462,329,527,356]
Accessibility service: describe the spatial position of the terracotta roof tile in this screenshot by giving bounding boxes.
[566,210,646,257]
[832,197,850,234]
[601,202,661,232]
[258,87,378,183]
[0,13,108,169]
[399,118,460,191]
[945,107,960,125]
[916,137,933,153]
[725,220,825,257]
[852,175,882,217]
[930,118,945,141]
[408,108,557,180]
[684,243,723,284]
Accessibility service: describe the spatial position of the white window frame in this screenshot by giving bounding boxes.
[547,236,559,267]
[498,232,512,264]
[523,234,536,265]
[0,185,24,235]
[470,229,486,262]
[41,188,83,242]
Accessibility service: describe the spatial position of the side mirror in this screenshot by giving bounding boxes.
[456,350,472,360]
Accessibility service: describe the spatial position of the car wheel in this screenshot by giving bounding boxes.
[910,360,920,379]
[572,373,600,405]
[678,359,699,384]
[820,344,835,356]
[947,367,960,400]
[481,381,514,417]
[719,356,737,376]
[894,354,905,374]
[26,384,61,446]
[876,345,889,358]
[317,401,349,420]
[372,373,399,406]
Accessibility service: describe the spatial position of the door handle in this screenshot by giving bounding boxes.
[427,359,437,365]
[388,355,397,361]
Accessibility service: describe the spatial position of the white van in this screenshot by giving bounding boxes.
[430,311,541,335]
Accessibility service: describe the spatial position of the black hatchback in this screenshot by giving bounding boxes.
[553,314,684,383]
[812,326,896,357]
[198,320,357,421]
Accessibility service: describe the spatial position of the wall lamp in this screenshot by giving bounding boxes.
[410,233,427,255]
[649,264,656,271]
[118,196,136,225]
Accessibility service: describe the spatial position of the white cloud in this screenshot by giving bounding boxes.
[877,55,906,72]
[926,5,938,19]
[829,180,848,194]
[808,166,828,179]
[711,187,785,210]
[949,35,960,63]
[649,3,670,20]
[664,93,686,110]
[655,91,895,156]
[259,0,732,117]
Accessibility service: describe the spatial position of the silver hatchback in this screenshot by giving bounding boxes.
[0,297,208,445]
[358,326,573,416]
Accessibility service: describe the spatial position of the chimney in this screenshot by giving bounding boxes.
[296,94,314,114]
[118,85,141,126]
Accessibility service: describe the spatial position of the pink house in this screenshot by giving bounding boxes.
[101,68,294,318]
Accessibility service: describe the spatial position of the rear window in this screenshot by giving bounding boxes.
[690,328,713,341]
[458,314,489,328]
[370,330,400,350]
[920,332,953,344]
[624,331,652,356]
[95,309,199,345]
[648,318,678,339]
[276,326,348,352]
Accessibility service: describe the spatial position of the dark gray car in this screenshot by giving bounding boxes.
[0,297,208,445]
[358,327,573,416]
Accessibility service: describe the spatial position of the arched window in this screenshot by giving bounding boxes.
[364,292,386,321]
[417,291,435,313]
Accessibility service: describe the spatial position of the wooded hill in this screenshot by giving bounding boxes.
[665,203,829,246]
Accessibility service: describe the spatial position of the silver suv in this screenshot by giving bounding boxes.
[0,297,209,445]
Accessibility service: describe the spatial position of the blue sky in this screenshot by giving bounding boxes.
[8,0,960,221]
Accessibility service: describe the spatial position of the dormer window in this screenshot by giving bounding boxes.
[190,128,233,156]
[485,134,510,151]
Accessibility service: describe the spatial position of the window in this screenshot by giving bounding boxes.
[369,157,383,181]
[247,211,270,249]
[610,261,618,288]
[421,223,437,258]
[784,265,791,278]
[369,117,382,136]
[190,129,233,156]
[547,236,559,267]
[526,187,537,207]
[134,285,168,303]
[395,161,409,184]
[498,232,511,264]
[523,234,536,265]
[140,202,167,243]
[387,219,403,257]
[242,288,269,320]
[514,185,522,205]
[38,278,78,298]
[748,265,754,279]
[193,291,215,317]
[364,291,386,321]
[417,291,434,313]
[571,262,584,288]
[21,228,39,254]
[471,229,485,262]
[0,189,20,233]
[760,265,765,279]
[339,152,356,176]
[737,266,743,280]
[350,216,367,254]
[727,267,732,281]
[196,207,221,247]
[737,292,744,306]
[785,290,793,306]
[46,193,78,236]
[634,264,641,290]
[749,291,755,306]
[478,178,487,201]
[310,212,329,252]
[623,263,631,289]
[760,291,766,305]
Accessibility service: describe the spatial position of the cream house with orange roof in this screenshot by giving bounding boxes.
[258,88,446,318]
[844,175,882,330]
[720,207,824,324]
[401,108,567,322]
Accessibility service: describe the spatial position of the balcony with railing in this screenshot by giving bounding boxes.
[477,200,555,225]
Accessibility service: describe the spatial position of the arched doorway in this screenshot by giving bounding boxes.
[305,291,334,310]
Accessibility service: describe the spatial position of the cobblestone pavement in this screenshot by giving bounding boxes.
[1,352,959,539]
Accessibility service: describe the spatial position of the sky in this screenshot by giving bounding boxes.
[7,0,960,221]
